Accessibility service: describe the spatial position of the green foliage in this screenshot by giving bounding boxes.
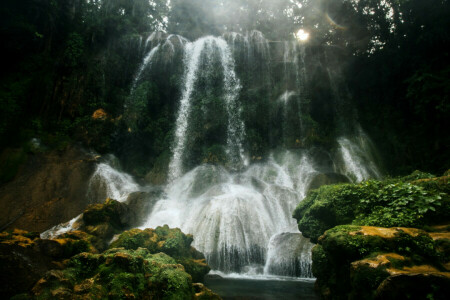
[355,181,443,227]
[294,171,449,242]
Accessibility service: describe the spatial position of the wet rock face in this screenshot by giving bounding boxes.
[125,190,162,227]
[0,146,97,233]
[375,273,450,300]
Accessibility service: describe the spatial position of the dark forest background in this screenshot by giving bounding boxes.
[0,0,449,182]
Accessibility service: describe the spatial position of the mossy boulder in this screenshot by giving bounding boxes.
[110,226,210,282]
[31,248,197,299]
[312,225,450,300]
[0,229,94,298]
[74,198,134,251]
[82,198,131,228]
[294,173,449,243]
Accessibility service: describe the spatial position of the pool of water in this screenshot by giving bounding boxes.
[204,277,318,300]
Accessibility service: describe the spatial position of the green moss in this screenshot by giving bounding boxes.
[110,226,211,282]
[313,225,448,300]
[33,248,195,299]
[82,198,128,229]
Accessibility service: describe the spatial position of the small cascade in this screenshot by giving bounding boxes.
[280,40,308,139]
[42,157,141,239]
[219,40,247,169]
[88,160,140,203]
[41,215,82,239]
[168,36,246,182]
[248,30,270,61]
[336,126,382,182]
[144,31,165,52]
[130,45,160,93]
[278,91,297,145]
[131,34,188,94]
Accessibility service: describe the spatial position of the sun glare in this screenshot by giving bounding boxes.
[296,29,310,41]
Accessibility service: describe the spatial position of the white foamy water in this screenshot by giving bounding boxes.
[41,215,81,239]
[336,126,382,182]
[88,162,140,202]
[144,151,317,276]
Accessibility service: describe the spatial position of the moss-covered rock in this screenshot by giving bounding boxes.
[294,172,450,242]
[82,198,131,228]
[0,229,95,298]
[72,198,133,251]
[312,225,450,300]
[110,226,211,282]
[31,248,197,299]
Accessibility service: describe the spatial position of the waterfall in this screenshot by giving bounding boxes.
[144,150,317,276]
[263,233,313,278]
[42,33,386,280]
[130,45,160,93]
[168,36,246,182]
[278,91,297,146]
[87,159,140,203]
[219,40,247,169]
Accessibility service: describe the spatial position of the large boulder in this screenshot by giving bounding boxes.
[312,225,450,300]
[110,226,210,282]
[0,146,97,232]
[31,248,199,299]
[74,198,134,251]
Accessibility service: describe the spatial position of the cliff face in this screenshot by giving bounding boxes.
[0,146,97,232]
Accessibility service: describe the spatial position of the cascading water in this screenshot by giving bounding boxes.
[168,36,247,182]
[335,126,382,182]
[130,45,160,93]
[144,150,318,276]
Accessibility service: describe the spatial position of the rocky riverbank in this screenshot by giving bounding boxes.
[0,198,220,299]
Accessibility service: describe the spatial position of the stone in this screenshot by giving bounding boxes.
[31,248,197,299]
[125,190,162,227]
[110,226,211,282]
[312,225,450,300]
